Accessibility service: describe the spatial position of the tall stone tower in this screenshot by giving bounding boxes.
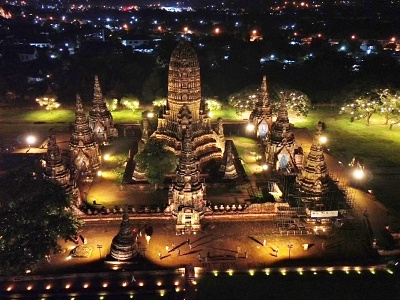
[43,129,73,194]
[296,122,329,196]
[249,76,273,139]
[70,94,101,175]
[152,42,224,167]
[168,128,206,233]
[266,97,297,171]
[88,75,118,145]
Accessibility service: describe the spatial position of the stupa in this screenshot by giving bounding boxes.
[168,127,206,233]
[70,94,101,175]
[151,41,224,168]
[265,97,297,171]
[132,115,150,181]
[296,121,329,196]
[221,142,238,180]
[43,129,73,194]
[110,209,137,261]
[88,75,118,145]
[249,76,273,139]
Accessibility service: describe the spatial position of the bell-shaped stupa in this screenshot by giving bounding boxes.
[110,209,137,261]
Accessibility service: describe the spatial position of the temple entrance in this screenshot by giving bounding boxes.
[176,208,201,234]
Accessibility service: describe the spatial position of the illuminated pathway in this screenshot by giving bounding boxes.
[0,264,398,299]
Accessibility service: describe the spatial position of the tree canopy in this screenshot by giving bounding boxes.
[228,83,310,116]
[340,88,400,126]
[134,138,178,187]
[0,172,82,275]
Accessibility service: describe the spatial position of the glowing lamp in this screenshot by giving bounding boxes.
[353,169,364,180]
[246,123,255,132]
[26,135,36,147]
[319,136,327,144]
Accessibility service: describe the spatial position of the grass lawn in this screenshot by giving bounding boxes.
[211,108,251,122]
[294,108,400,167]
[2,106,400,211]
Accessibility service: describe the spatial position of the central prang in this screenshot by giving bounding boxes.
[148,41,225,167]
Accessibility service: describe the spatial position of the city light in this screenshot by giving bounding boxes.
[103,154,110,161]
[319,136,327,144]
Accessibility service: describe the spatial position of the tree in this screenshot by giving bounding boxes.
[228,84,310,116]
[204,98,222,113]
[271,90,310,117]
[134,138,178,188]
[376,88,400,125]
[121,96,140,112]
[142,71,163,104]
[0,172,82,275]
[105,98,118,111]
[340,90,381,126]
[228,84,259,115]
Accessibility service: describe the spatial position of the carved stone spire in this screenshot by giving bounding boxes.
[151,41,224,170]
[88,75,117,145]
[249,76,273,138]
[110,209,137,261]
[265,97,296,170]
[93,75,103,105]
[168,127,206,233]
[70,94,101,174]
[43,129,72,194]
[270,97,294,146]
[169,127,205,213]
[260,75,269,106]
[296,121,329,196]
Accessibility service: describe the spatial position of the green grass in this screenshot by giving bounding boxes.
[110,109,144,123]
[0,109,75,123]
[211,108,250,122]
[2,107,400,168]
[295,108,400,167]
[0,108,145,124]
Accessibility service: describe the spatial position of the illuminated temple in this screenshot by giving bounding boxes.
[88,75,118,145]
[249,76,272,140]
[265,97,298,171]
[70,95,101,175]
[42,129,73,195]
[168,128,206,233]
[296,122,329,197]
[150,41,224,167]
